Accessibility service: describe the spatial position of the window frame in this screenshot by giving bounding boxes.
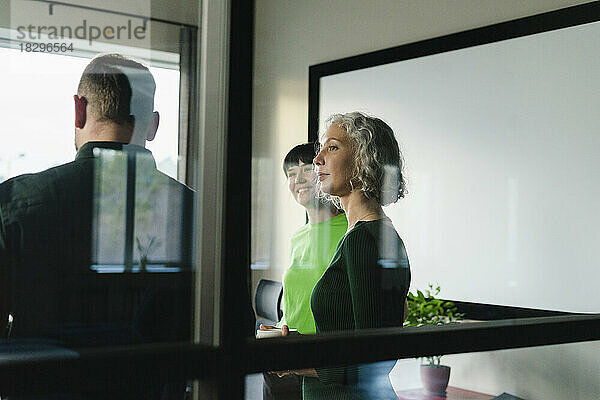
[1,314,599,394]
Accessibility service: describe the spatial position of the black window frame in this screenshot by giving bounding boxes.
[2,1,600,398]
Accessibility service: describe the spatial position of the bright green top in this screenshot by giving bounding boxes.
[278,213,347,334]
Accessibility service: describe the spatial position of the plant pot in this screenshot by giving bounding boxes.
[420,364,450,396]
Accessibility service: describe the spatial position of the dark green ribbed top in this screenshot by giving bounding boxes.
[305,219,410,400]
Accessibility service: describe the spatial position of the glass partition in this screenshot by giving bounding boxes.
[251,5,600,400]
[2,1,600,399]
[252,15,600,350]
[246,339,600,400]
[0,0,198,351]
[0,26,182,180]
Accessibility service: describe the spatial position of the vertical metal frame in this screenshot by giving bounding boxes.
[192,0,233,351]
[179,25,199,187]
[216,0,255,397]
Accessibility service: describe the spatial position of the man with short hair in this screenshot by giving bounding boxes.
[0,54,192,345]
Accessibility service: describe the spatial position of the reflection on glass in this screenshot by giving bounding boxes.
[0,53,193,349]
[0,2,196,398]
[304,360,399,400]
[93,148,127,266]
[0,47,180,183]
[90,146,194,345]
[247,361,411,400]
[93,148,193,273]
[248,340,600,399]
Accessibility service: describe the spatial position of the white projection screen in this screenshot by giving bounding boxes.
[317,18,600,313]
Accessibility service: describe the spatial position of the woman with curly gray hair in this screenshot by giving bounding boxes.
[316,112,407,209]
[293,112,411,399]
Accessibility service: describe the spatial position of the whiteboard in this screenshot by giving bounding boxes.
[319,21,600,313]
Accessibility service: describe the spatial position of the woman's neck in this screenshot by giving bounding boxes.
[306,201,340,224]
[341,191,383,231]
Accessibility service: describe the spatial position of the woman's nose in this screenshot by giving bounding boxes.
[313,151,323,166]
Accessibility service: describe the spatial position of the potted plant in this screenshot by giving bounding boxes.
[136,235,159,272]
[404,284,464,395]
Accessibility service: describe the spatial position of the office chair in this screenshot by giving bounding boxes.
[254,279,283,328]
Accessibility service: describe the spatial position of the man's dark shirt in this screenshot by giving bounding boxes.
[0,142,193,344]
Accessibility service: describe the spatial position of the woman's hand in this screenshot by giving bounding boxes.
[260,325,315,377]
[259,324,289,336]
[291,368,318,378]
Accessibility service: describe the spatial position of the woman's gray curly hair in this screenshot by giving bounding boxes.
[322,112,407,206]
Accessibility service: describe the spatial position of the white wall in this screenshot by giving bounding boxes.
[252,0,593,284]
[388,341,600,399]
[319,20,600,313]
[253,0,598,398]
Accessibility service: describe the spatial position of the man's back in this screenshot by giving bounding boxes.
[0,149,93,339]
[0,142,193,344]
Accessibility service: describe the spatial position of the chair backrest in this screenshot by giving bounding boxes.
[254,279,283,323]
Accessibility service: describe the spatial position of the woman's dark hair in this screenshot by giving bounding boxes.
[282,142,316,177]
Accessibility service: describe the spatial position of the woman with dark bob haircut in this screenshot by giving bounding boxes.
[261,143,347,400]
[282,112,411,400]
